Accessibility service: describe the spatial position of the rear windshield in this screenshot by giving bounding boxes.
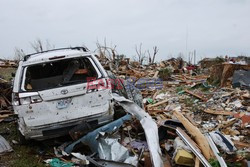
[21,57,101,91]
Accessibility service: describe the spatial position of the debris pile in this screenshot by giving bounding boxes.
[42,55,249,167]
[0,77,12,122]
[1,55,250,167]
[0,59,17,68]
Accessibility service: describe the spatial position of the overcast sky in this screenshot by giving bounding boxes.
[0,0,249,62]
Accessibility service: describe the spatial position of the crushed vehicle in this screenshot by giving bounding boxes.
[12,47,140,141]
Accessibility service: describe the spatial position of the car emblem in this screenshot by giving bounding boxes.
[61,89,68,95]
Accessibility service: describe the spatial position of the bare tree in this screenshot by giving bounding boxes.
[152,46,159,64]
[147,46,159,64]
[147,50,151,64]
[177,52,184,59]
[30,38,55,53]
[13,39,55,62]
[14,47,25,61]
[30,38,43,52]
[95,38,118,61]
[135,43,147,65]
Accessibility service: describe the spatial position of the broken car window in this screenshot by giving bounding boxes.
[23,57,99,91]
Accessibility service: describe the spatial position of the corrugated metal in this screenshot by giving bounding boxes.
[0,135,13,155]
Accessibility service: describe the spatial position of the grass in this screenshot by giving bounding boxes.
[0,121,47,167]
[0,67,16,81]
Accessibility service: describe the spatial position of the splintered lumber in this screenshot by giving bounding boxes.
[147,99,169,108]
[0,97,7,108]
[220,118,238,129]
[0,110,12,114]
[153,71,159,78]
[0,114,13,119]
[163,153,172,167]
[204,109,234,116]
[184,89,207,102]
[233,141,250,148]
[148,109,169,114]
[173,111,213,160]
[152,90,159,100]
[176,128,212,167]
[195,157,200,167]
[186,114,199,126]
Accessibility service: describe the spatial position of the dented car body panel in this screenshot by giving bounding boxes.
[12,48,114,140]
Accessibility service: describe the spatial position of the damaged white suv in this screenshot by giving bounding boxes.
[12,47,115,140]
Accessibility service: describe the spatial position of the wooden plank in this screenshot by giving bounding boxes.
[233,141,250,148]
[148,109,170,114]
[221,118,238,129]
[0,96,7,108]
[0,110,12,115]
[184,89,207,102]
[195,156,200,167]
[203,109,234,116]
[153,71,159,78]
[163,153,172,167]
[186,114,199,126]
[152,90,159,100]
[173,111,213,160]
[2,95,11,105]
[0,114,13,119]
[147,99,169,108]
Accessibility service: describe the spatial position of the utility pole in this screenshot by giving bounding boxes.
[194,50,196,65]
[186,26,188,62]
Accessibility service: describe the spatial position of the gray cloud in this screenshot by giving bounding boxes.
[0,0,249,62]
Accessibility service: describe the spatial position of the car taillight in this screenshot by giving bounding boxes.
[12,93,20,106]
[20,97,31,105]
[30,95,43,103]
[14,94,43,105]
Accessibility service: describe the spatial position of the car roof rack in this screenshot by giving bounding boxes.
[23,46,89,61]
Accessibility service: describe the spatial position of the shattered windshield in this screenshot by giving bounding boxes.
[22,57,99,91]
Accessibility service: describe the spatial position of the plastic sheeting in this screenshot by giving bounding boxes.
[98,138,138,166]
[135,78,163,90]
[209,131,237,153]
[44,158,74,167]
[232,70,250,89]
[65,94,163,167]
[64,114,132,154]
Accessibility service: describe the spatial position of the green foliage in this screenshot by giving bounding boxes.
[176,86,184,93]
[209,158,242,167]
[214,57,225,63]
[159,68,172,80]
[226,162,242,167]
[183,97,194,107]
[209,159,220,167]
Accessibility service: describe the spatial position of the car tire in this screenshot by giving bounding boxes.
[113,105,126,120]
[17,130,29,145]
